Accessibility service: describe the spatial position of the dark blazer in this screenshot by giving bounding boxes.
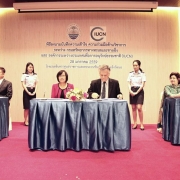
[0,79,13,100]
[51,83,74,98]
[87,78,122,99]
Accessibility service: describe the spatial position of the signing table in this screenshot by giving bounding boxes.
[163,98,180,145]
[28,98,131,151]
[0,97,9,141]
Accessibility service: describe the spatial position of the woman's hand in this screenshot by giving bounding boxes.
[130,91,137,96]
[169,94,175,98]
[169,93,180,98]
[32,91,36,96]
[28,91,35,96]
[27,91,32,96]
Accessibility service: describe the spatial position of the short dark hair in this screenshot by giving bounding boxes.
[56,70,68,82]
[169,72,180,84]
[25,62,35,74]
[0,67,5,73]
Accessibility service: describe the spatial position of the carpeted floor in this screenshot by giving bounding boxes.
[0,123,180,180]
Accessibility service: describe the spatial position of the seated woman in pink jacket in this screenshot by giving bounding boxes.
[51,70,74,98]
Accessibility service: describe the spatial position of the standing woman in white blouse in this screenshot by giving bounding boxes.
[21,62,38,126]
[127,60,146,130]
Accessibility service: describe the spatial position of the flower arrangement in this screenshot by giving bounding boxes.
[66,88,88,101]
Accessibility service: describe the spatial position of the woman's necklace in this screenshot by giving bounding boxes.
[59,83,67,89]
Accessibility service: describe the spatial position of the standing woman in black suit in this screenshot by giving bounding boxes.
[127,60,146,130]
[21,62,38,126]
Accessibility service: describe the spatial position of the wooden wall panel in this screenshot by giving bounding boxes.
[0,8,179,124]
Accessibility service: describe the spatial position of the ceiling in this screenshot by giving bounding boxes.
[0,0,180,8]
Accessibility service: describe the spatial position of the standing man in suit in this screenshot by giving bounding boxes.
[0,67,13,101]
[87,65,123,99]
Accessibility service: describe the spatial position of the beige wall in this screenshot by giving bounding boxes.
[0,8,179,123]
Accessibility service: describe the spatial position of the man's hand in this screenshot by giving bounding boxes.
[117,94,123,99]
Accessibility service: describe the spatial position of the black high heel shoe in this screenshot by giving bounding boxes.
[24,121,29,126]
[132,125,138,129]
[157,123,161,129]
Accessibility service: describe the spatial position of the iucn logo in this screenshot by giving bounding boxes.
[90,26,106,41]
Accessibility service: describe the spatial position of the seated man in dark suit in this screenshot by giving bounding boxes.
[0,67,13,101]
[87,65,123,99]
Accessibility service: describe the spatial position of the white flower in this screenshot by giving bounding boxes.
[76,94,81,99]
[69,94,74,98]
[66,91,71,98]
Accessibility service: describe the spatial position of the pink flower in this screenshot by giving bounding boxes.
[71,96,77,101]
[83,92,88,98]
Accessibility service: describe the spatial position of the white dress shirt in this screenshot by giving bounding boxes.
[21,73,38,88]
[0,78,4,85]
[127,70,146,87]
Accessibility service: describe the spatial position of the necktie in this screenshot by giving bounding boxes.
[101,82,106,99]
